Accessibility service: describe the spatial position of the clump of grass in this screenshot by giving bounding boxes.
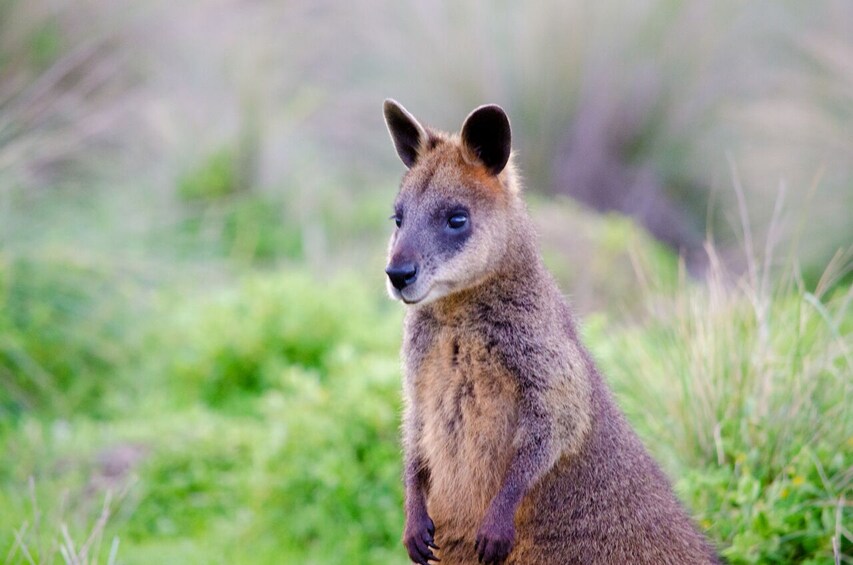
[586,194,852,563]
[5,478,121,565]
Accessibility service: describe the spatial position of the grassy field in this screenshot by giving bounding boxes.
[0,187,850,564]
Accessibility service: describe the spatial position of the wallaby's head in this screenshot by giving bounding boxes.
[382,99,522,306]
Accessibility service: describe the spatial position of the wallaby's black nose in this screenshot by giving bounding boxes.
[386,263,418,290]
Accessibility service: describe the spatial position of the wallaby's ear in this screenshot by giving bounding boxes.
[383,99,427,169]
[460,104,511,175]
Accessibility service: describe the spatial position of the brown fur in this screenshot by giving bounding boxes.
[384,100,720,564]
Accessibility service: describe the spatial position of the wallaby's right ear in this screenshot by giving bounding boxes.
[460,104,511,176]
[383,99,427,169]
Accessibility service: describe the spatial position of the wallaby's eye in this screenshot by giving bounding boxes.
[390,213,402,228]
[448,212,468,230]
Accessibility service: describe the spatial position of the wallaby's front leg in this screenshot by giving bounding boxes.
[475,396,557,564]
[403,455,438,565]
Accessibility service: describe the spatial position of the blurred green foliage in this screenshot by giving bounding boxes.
[1,239,849,563]
[174,195,304,264]
[177,149,244,202]
[173,145,305,263]
[161,272,399,407]
[27,19,62,70]
[0,254,132,420]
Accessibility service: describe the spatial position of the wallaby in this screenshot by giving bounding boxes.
[382,99,720,565]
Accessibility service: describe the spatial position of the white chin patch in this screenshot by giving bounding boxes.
[386,278,452,306]
[386,282,428,304]
[401,290,429,305]
[401,283,452,306]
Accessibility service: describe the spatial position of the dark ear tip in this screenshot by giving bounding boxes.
[475,104,507,115]
[469,104,509,124]
[466,105,511,140]
[383,99,399,120]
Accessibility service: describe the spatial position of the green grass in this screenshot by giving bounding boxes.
[586,250,852,564]
[0,235,849,564]
[0,260,409,564]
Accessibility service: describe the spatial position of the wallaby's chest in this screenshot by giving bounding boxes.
[409,324,519,525]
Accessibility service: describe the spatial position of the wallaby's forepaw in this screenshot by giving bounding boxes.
[404,513,440,564]
[474,516,515,564]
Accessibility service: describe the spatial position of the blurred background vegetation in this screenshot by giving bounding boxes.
[0,0,850,563]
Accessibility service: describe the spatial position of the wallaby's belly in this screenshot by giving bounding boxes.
[414,329,520,540]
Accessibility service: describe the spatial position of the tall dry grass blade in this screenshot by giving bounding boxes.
[60,523,78,565]
[8,521,35,565]
[78,491,113,563]
[106,537,119,565]
[727,150,757,291]
[815,246,853,299]
[760,180,786,302]
[803,292,852,367]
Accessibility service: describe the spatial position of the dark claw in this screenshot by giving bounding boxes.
[482,541,494,564]
[405,514,440,564]
[475,528,513,564]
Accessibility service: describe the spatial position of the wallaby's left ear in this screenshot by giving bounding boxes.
[384,99,428,169]
[460,104,511,175]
